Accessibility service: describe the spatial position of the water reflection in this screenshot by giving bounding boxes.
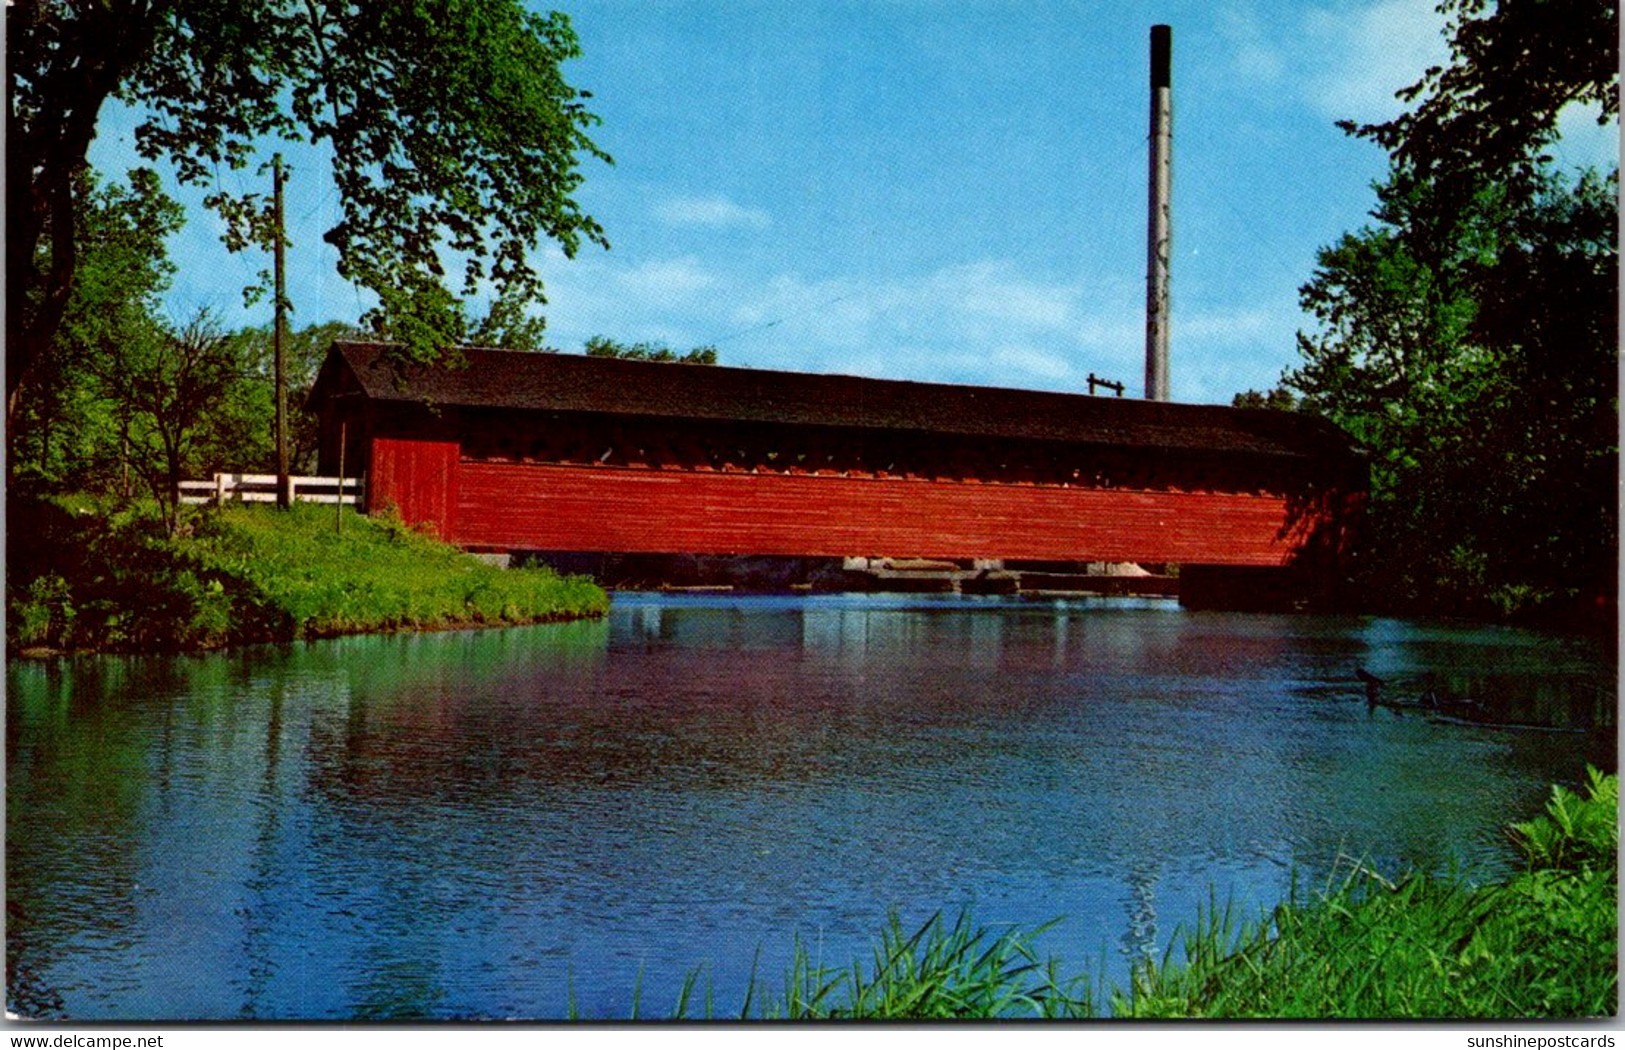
[7,597,1610,1020]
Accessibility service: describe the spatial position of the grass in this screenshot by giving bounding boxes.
[1116,857,1616,1018]
[623,772,1616,1021]
[762,912,1093,1020]
[7,494,608,653]
[631,912,1096,1021]
[1121,768,1618,1019]
[183,501,607,638]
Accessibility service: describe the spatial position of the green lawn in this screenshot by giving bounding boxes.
[8,495,607,653]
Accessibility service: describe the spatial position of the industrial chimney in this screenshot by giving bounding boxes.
[1144,24,1172,401]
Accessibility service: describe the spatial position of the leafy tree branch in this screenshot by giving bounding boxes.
[7,0,611,428]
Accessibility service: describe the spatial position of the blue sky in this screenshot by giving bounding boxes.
[87,0,1618,404]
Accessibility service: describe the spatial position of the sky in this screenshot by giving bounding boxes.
[86,0,1619,405]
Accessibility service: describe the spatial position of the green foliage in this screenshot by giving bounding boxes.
[657,912,1094,1021]
[8,0,611,414]
[639,777,1618,1021]
[1120,772,1618,1019]
[224,318,365,473]
[52,168,185,356]
[584,336,718,365]
[11,573,73,649]
[5,494,287,652]
[8,163,355,502]
[612,770,1620,1021]
[10,168,185,491]
[761,912,1091,1020]
[1340,0,1618,210]
[1510,767,1618,874]
[1231,387,1298,412]
[1290,170,1616,621]
[97,314,252,534]
[5,494,606,653]
[1119,863,1616,1018]
[466,287,552,353]
[1284,0,1618,625]
[178,502,607,639]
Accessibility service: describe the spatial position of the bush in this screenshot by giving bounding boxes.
[1510,767,1618,874]
[11,574,74,648]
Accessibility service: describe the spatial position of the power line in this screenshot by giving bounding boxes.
[701,290,860,346]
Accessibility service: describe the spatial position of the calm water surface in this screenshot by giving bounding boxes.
[7,594,1611,1019]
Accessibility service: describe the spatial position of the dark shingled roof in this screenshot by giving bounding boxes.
[315,341,1358,463]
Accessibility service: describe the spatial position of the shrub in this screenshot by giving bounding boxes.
[11,574,74,648]
[1510,767,1618,874]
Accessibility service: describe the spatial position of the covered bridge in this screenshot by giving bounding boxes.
[309,342,1364,594]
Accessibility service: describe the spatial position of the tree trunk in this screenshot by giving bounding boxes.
[6,0,161,433]
[161,422,184,536]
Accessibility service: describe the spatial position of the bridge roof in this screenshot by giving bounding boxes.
[316,341,1357,463]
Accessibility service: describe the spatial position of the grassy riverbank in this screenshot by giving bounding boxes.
[653,771,1616,1020]
[1115,777,1617,1018]
[7,494,608,654]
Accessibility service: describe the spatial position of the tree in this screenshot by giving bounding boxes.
[1288,0,1617,623]
[10,167,185,491]
[466,289,551,353]
[7,0,610,425]
[1291,167,1616,619]
[1231,387,1298,412]
[88,313,244,534]
[11,167,316,500]
[584,336,719,365]
[1340,0,1618,212]
[225,319,365,473]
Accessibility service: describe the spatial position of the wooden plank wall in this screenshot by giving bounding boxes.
[451,460,1315,566]
[369,438,461,536]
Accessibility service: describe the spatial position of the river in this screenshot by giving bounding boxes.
[6,594,1611,1019]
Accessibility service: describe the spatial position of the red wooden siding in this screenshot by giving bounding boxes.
[369,438,460,536]
[450,460,1319,566]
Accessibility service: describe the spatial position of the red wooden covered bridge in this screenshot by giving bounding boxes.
[309,342,1364,601]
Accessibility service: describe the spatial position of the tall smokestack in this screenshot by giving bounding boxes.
[1145,24,1172,401]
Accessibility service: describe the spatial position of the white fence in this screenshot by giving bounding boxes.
[178,473,363,507]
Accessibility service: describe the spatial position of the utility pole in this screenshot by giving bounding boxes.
[273,154,290,508]
[1144,24,1172,402]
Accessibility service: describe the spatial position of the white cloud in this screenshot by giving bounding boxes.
[534,245,1314,404]
[544,254,1141,388]
[1178,305,1278,345]
[1171,295,1306,403]
[1072,312,1142,358]
[611,256,719,300]
[1216,5,1287,86]
[702,263,1079,369]
[992,344,1075,383]
[924,261,1076,331]
[1301,1,1450,124]
[1218,2,1450,125]
[653,194,771,230]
